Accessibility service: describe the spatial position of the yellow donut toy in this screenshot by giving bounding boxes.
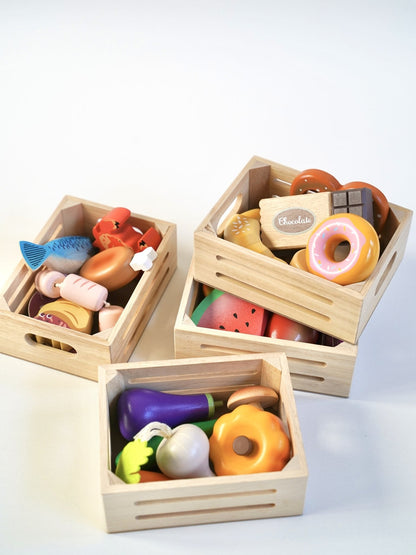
[305,213,380,285]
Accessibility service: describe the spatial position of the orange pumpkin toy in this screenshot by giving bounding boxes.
[209,386,291,476]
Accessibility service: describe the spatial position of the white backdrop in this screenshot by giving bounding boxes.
[0,2,415,554]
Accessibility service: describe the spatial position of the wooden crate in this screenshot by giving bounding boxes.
[194,156,413,343]
[0,196,177,380]
[99,353,308,532]
[174,259,358,397]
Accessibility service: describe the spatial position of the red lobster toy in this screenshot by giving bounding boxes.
[92,207,161,253]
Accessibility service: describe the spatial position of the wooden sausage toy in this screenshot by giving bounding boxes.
[35,269,109,311]
[34,269,124,331]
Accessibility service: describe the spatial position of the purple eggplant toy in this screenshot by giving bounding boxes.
[117,388,221,441]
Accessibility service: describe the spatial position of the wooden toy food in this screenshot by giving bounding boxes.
[79,245,157,291]
[265,313,319,344]
[223,213,285,261]
[92,206,162,253]
[34,268,125,332]
[209,384,291,476]
[191,288,269,336]
[19,235,94,273]
[138,418,217,471]
[138,470,171,482]
[289,248,308,271]
[128,422,215,479]
[115,422,203,484]
[289,168,389,235]
[260,187,375,250]
[331,188,374,225]
[201,283,213,296]
[35,269,109,311]
[97,305,124,332]
[34,298,93,331]
[116,456,171,483]
[259,192,333,249]
[226,385,279,410]
[27,291,54,317]
[34,299,93,350]
[342,181,389,233]
[151,423,215,479]
[117,388,220,441]
[289,168,342,194]
[115,437,154,484]
[240,208,261,220]
[305,213,380,285]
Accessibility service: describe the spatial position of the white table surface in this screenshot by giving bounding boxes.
[1,2,415,553]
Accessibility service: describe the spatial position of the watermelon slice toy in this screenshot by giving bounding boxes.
[191,289,269,336]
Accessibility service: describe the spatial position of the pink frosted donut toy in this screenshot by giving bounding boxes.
[305,213,380,285]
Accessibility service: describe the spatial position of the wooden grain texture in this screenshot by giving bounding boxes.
[193,156,413,343]
[98,353,308,532]
[259,192,332,249]
[174,259,358,397]
[0,195,177,380]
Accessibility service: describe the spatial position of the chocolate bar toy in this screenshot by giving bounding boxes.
[259,188,374,249]
[331,188,374,226]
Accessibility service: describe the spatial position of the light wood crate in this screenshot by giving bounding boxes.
[194,156,413,344]
[174,259,358,397]
[99,353,308,532]
[0,196,177,380]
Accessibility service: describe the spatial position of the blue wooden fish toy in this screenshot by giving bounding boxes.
[20,235,95,273]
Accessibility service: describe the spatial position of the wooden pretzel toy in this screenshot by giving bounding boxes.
[289,168,342,194]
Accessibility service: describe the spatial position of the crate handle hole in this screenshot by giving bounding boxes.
[133,503,276,521]
[374,251,397,296]
[290,372,325,383]
[25,333,77,354]
[216,193,243,236]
